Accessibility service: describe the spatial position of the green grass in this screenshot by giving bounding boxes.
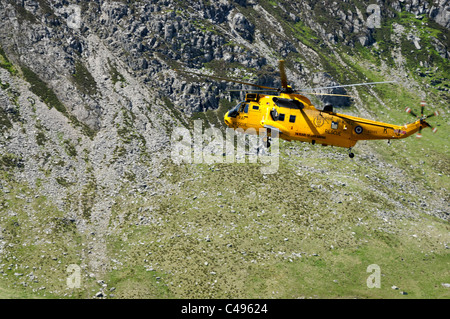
[89,145,449,299]
[0,175,88,298]
[72,61,98,96]
[0,284,44,299]
[1,135,448,299]
[0,47,17,75]
[275,229,449,298]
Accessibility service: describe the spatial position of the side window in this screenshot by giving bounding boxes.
[289,115,296,123]
[252,105,259,110]
[331,121,338,129]
[278,113,285,121]
[244,103,249,113]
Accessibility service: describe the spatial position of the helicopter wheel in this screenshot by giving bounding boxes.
[262,135,271,149]
[348,148,355,158]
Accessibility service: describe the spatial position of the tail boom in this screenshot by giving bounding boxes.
[349,119,425,142]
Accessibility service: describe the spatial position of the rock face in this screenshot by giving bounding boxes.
[1,1,448,115]
[0,0,448,298]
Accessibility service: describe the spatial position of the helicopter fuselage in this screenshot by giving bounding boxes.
[224,93,424,149]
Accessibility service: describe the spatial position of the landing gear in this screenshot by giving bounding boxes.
[256,130,271,155]
[348,148,355,158]
[261,136,272,149]
[262,129,271,149]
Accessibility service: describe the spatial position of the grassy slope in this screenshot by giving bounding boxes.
[2,137,448,299]
[104,143,450,299]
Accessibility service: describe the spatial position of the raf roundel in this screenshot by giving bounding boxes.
[355,126,363,134]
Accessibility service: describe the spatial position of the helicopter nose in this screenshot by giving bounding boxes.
[224,112,231,127]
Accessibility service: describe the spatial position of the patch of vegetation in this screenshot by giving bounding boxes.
[36,0,54,16]
[0,153,24,170]
[108,60,126,86]
[0,81,10,91]
[22,65,68,114]
[289,19,320,49]
[35,131,47,146]
[21,65,97,139]
[56,176,75,187]
[72,61,99,96]
[106,263,174,299]
[162,96,188,129]
[116,108,142,145]
[11,1,38,23]
[63,139,77,157]
[0,47,17,75]
[113,145,127,158]
[191,18,219,35]
[0,107,13,130]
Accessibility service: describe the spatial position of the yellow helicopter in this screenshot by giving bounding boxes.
[177,60,439,158]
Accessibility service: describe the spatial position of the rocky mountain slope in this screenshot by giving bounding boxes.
[0,0,448,299]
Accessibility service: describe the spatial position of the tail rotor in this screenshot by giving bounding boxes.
[405,101,439,138]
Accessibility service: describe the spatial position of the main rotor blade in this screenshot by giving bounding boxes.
[227,89,278,92]
[175,69,278,91]
[294,91,355,98]
[279,60,288,89]
[227,89,355,97]
[301,81,397,91]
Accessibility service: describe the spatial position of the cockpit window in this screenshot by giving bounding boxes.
[243,103,249,113]
[228,101,244,118]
